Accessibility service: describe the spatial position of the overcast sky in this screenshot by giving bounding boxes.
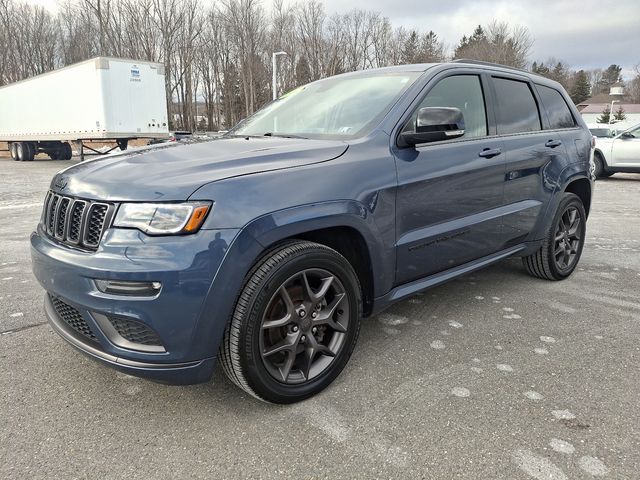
[27,0,640,78]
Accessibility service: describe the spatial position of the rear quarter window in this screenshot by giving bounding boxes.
[536,85,576,129]
[493,77,542,135]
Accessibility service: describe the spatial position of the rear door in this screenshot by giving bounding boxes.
[490,75,571,246]
[610,125,640,166]
[393,71,506,284]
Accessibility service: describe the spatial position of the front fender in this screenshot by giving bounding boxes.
[242,200,394,297]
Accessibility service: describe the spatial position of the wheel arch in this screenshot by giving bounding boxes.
[564,177,592,218]
[242,202,391,317]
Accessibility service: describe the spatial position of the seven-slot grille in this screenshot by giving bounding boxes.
[43,191,113,251]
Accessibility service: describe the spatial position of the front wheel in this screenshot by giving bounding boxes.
[522,193,587,280]
[219,241,362,403]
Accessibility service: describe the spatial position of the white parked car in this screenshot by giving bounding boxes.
[593,123,640,178]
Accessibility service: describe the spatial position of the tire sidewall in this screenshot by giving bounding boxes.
[546,194,586,279]
[16,143,25,161]
[593,154,605,178]
[240,247,362,403]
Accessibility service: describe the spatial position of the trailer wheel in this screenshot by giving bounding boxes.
[18,142,36,162]
[10,143,18,161]
[48,149,60,160]
[16,142,26,161]
[62,143,72,160]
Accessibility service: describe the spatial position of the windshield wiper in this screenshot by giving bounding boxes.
[263,132,309,139]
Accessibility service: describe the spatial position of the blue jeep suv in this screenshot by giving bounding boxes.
[31,61,594,403]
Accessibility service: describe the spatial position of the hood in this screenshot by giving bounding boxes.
[51,137,349,201]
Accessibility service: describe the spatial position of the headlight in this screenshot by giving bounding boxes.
[113,201,212,235]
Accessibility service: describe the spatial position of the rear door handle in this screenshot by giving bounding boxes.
[545,139,562,148]
[478,148,502,158]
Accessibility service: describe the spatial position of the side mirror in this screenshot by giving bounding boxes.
[619,132,634,139]
[399,107,465,147]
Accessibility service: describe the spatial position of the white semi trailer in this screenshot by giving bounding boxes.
[0,57,169,161]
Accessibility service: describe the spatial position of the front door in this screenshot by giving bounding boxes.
[611,125,640,167]
[393,73,506,284]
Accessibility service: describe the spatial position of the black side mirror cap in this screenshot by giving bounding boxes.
[399,107,465,147]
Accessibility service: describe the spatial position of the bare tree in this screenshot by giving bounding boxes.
[454,21,532,69]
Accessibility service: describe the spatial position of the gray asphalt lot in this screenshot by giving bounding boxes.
[1,156,639,479]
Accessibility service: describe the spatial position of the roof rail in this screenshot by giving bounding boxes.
[451,59,530,74]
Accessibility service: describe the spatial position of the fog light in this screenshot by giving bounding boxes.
[94,280,162,296]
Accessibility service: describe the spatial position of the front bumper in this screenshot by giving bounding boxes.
[44,293,215,383]
[31,224,241,384]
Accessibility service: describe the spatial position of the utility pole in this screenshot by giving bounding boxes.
[272,51,287,101]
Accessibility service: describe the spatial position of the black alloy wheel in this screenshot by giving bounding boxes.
[259,268,349,384]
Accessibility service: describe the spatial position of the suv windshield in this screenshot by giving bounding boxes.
[231,72,421,140]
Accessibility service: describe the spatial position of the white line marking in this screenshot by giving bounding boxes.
[0,202,42,210]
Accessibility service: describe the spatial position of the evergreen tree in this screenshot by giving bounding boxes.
[614,106,626,121]
[531,61,550,77]
[420,30,444,62]
[596,106,611,124]
[598,64,622,93]
[401,31,420,64]
[570,70,591,104]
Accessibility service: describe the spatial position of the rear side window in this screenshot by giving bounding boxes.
[493,77,541,135]
[537,85,576,129]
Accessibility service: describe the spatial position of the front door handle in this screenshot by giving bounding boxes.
[545,139,562,148]
[478,147,502,158]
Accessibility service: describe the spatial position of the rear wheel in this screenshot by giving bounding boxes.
[522,193,586,280]
[219,241,362,403]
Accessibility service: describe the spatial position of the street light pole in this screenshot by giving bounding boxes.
[609,100,618,125]
[272,51,287,101]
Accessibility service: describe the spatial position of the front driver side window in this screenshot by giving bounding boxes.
[403,75,488,139]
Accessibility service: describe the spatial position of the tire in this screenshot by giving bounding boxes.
[9,143,18,161]
[24,142,35,161]
[16,142,27,161]
[593,153,613,178]
[49,149,60,160]
[219,241,362,404]
[62,143,72,160]
[522,193,586,281]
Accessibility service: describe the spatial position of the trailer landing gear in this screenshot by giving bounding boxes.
[75,139,130,161]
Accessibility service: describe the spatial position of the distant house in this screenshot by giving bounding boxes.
[577,84,640,127]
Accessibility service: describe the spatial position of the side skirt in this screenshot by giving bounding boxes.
[370,244,526,315]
